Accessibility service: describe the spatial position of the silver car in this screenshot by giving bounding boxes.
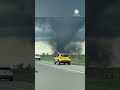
[35,54,41,60]
[0,67,13,81]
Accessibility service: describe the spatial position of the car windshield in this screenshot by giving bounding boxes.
[61,54,69,57]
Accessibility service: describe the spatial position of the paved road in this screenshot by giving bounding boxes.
[35,60,85,90]
[0,81,34,90]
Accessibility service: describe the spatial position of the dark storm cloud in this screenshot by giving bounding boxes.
[86,0,120,37]
[73,24,85,41]
[86,0,120,67]
[0,0,34,37]
[35,17,85,52]
[48,17,85,52]
[35,18,55,41]
[0,0,34,67]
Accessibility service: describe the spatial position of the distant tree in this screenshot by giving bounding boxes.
[42,53,45,56]
[25,64,33,71]
[46,53,49,56]
[17,63,24,72]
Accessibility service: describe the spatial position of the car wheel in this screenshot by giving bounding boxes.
[54,61,56,64]
[68,62,70,65]
[58,61,60,65]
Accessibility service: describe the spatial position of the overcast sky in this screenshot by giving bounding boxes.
[35,0,85,17]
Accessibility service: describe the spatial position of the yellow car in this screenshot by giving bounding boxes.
[54,53,71,65]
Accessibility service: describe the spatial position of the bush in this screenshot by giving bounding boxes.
[13,63,34,72]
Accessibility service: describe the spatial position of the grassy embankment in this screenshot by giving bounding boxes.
[86,79,120,90]
[13,71,34,83]
[12,64,34,83]
[86,67,120,90]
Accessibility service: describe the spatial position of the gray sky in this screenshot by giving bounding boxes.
[35,0,85,17]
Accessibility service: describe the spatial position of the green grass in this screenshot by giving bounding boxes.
[86,68,120,90]
[86,79,120,90]
[14,72,34,83]
[40,55,85,66]
[71,57,85,65]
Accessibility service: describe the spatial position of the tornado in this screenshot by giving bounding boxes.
[35,17,85,53]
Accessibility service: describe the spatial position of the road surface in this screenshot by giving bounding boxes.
[35,60,85,90]
[0,81,34,90]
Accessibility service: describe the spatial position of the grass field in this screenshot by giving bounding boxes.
[40,55,85,66]
[86,68,120,90]
[13,71,34,83]
[86,79,120,90]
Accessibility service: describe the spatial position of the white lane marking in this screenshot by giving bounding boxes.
[0,84,25,90]
[39,63,85,73]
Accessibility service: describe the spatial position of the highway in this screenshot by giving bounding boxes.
[35,60,85,90]
[0,81,34,90]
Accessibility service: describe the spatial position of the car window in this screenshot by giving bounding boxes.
[0,67,11,70]
[61,54,69,57]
